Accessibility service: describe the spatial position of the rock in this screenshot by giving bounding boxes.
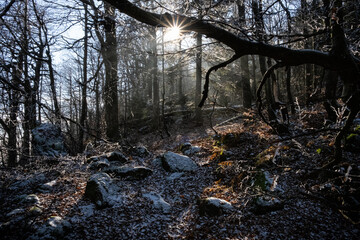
[254,171,282,192]
[251,196,284,215]
[106,151,128,163]
[181,142,201,155]
[84,173,113,208]
[161,152,198,172]
[166,172,184,181]
[17,194,40,205]
[32,123,67,157]
[104,165,153,180]
[1,215,28,233]
[9,173,46,191]
[131,146,150,157]
[345,134,360,152]
[183,147,201,156]
[198,197,234,216]
[87,151,128,165]
[180,142,192,152]
[6,208,26,217]
[28,206,43,216]
[38,180,57,193]
[152,157,162,167]
[89,158,110,170]
[29,216,71,240]
[78,204,95,217]
[143,192,171,213]
[353,118,360,125]
[87,155,103,164]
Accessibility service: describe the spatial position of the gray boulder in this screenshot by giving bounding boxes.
[104,165,153,180]
[198,197,234,216]
[32,123,67,157]
[143,192,171,213]
[161,152,198,172]
[84,173,113,208]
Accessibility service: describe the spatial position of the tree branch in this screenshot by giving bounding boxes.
[0,0,16,19]
[102,0,357,71]
[256,62,285,126]
[199,54,240,107]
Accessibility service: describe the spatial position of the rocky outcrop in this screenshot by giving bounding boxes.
[84,173,113,208]
[32,123,67,157]
[161,152,198,172]
[198,197,234,216]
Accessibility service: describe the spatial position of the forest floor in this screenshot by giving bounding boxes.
[1,104,360,239]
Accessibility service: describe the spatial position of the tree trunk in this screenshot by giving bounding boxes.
[195,32,203,124]
[8,58,23,167]
[237,0,252,109]
[286,66,295,114]
[95,73,101,139]
[301,0,313,105]
[150,26,160,129]
[103,3,119,140]
[46,46,61,125]
[21,0,30,163]
[79,3,89,151]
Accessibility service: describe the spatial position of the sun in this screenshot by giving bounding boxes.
[164,26,181,42]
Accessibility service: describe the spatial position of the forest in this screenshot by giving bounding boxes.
[0,0,359,239]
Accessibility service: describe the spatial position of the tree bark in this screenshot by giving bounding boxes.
[237,0,252,109]
[7,57,23,167]
[150,26,160,129]
[21,0,31,163]
[103,3,119,140]
[301,0,313,105]
[195,31,203,124]
[79,3,89,151]
[46,47,61,125]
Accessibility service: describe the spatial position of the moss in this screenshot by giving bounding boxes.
[254,172,267,191]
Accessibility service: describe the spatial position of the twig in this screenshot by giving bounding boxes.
[213,115,246,128]
[269,128,340,143]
